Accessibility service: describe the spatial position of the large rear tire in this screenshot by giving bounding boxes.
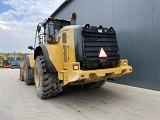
[24,60,34,85]
[34,56,62,99]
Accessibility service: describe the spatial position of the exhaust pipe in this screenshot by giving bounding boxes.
[71,12,77,25]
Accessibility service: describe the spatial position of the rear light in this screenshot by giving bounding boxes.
[73,65,79,70]
[123,61,128,66]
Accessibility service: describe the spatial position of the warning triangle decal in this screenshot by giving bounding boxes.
[98,47,107,58]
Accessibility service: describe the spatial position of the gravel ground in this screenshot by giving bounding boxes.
[0,68,160,120]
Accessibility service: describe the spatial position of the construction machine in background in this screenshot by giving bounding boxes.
[0,57,3,67]
[0,54,11,68]
[20,13,132,99]
[11,52,20,69]
[4,60,11,68]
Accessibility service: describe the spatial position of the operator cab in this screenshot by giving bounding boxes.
[35,18,71,45]
[28,13,77,50]
[43,18,71,44]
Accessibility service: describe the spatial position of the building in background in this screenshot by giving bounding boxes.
[50,0,160,90]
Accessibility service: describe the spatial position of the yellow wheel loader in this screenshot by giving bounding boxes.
[21,13,132,99]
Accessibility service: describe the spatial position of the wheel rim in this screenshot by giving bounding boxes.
[35,68,40,88]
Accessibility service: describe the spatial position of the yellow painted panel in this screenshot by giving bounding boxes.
[45,44,64,71]
[60,26,76,62]
[58,60,132,86]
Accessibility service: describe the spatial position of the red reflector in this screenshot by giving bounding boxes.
[98,47,107,58]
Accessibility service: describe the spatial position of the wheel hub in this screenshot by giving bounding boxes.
[35,68,40,88]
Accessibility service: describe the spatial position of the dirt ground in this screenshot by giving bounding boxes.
[0,68,160,120]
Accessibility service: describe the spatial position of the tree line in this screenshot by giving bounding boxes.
[0,52,30,61]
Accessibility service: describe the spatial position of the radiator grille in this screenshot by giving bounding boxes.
[62,45,67,62]
[81,26,120,70]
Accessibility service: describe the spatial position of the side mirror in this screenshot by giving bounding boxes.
[28,46,34,50]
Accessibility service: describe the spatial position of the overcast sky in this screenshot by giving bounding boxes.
[0,0,64,53]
